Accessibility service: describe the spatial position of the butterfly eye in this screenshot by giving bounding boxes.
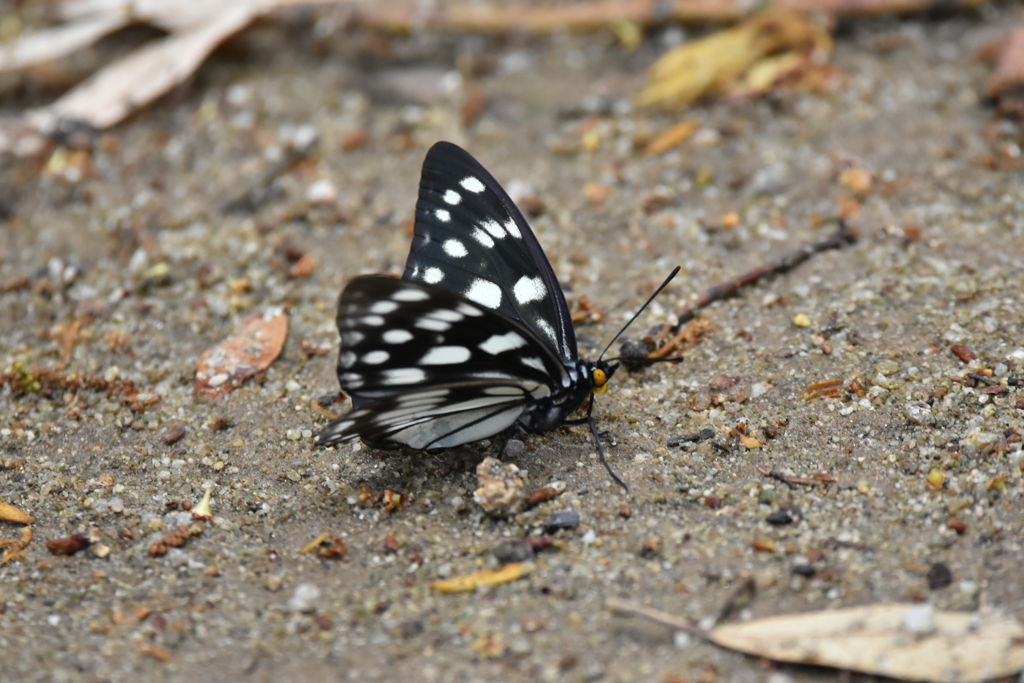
[592,367,609,393]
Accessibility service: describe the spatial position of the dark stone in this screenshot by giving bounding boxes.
[544,511,580,533]
[766,510,793,526]
[927,562,953,590]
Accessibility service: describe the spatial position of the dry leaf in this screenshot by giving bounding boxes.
[710,604,1024,683]
[431,562,529,593]
[0,502,35,525]
[28,3,270,133]
[195,307,288,400]
[636,10,832,109]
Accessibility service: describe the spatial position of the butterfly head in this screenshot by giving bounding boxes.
[591,360,620,395]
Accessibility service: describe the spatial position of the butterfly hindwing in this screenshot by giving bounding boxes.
[404,141,578,364]
[318,382,531,450]
[316,275,573,449]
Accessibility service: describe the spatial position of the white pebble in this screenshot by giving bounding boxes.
[288,582,321,613]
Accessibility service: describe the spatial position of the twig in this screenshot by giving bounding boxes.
[605,597,712,642]
[351,0,988,34]
[668,220,857,336]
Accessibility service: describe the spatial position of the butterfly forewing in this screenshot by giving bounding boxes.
[404,141,578,364]
[316,275,572,449]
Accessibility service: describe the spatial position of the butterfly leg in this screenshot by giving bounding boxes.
[563,398,627,491]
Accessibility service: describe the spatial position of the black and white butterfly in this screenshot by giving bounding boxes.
[316,141,677,488]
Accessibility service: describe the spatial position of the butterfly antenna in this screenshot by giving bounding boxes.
[597,266,681,362]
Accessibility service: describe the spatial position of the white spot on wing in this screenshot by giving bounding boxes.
[484,386,525,396]
[429,309,464,323]
[457,303,483,317]
[392,288,430,302]
[464,279,502,309]
[369,300,398,314]
[435,209,451,222]
[382,329,413,344]
[443,189,462,205]
[361,315,385,326]
[460,176,485,193]
[339,351,356,368]
[504,217,522,238]
[479,331,527,355]
[415,318,450,332]
[480,219,506,239]
[341,373,363,388]
[513,275,547,305]
[344,331,365,346]
[535,318,558,348]
[362,350,390,365]
[521,356,546,373]
[397,389,449,403]
[322,419,354,439]
[443,239,468,258]
[382,368,426,385]
[471,228,494,248]
[420,346,471,365]
[424,267,444,284]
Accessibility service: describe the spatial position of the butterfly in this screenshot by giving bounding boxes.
[315,141,677,488]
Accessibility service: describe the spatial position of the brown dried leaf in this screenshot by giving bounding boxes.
[195,307,288,400]
[710,604,1024,683]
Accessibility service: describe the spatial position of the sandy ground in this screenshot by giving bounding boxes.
[2,7,1024,682]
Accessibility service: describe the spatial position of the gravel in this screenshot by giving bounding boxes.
[1,9,1023,682]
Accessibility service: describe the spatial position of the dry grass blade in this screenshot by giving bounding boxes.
[802,379,843,400]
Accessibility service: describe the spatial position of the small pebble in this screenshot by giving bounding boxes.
[765,510,793,526]
[493,540,534,564]
[544,511,580,533]
[288,582,321,613]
